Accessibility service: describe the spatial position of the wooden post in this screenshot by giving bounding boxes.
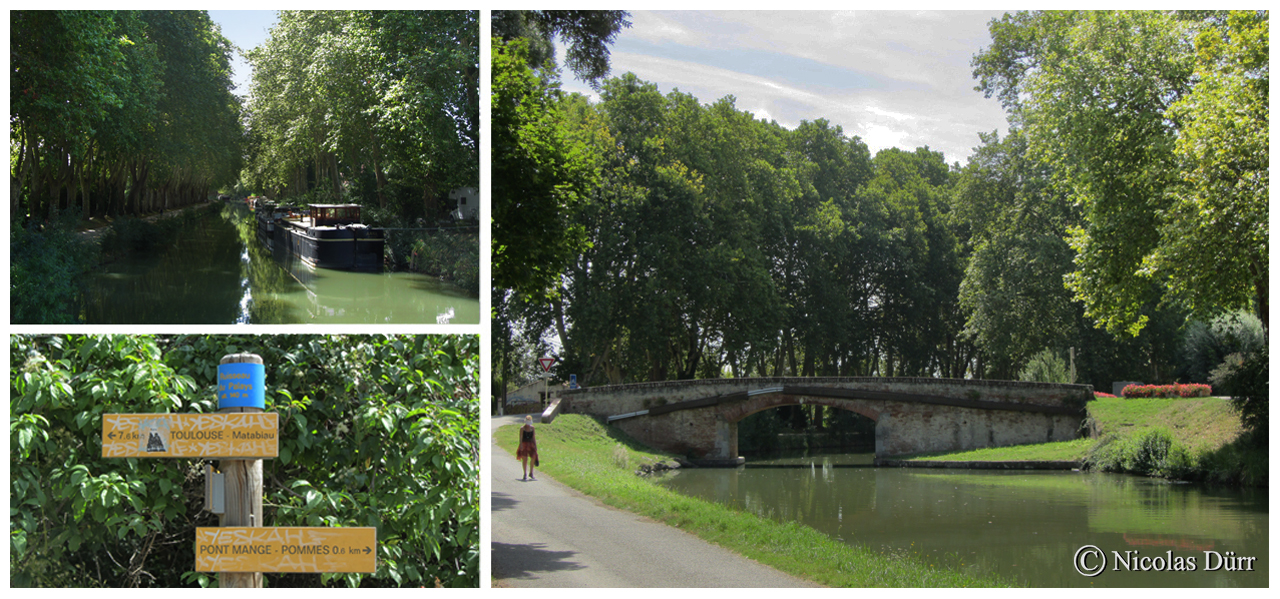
[218,353,265,588]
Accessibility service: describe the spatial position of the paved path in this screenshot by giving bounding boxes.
[489,414,819,588]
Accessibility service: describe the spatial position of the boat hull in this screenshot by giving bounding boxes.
[279,223,385,271]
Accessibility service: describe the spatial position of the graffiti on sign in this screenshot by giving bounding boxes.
[102,413,278,459]
[195,527,377,573]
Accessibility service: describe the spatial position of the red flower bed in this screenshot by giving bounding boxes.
[1120,383,1212,398]
[1094,391,1117,398]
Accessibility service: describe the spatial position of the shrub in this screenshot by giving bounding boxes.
[10,214,98,323]
[1210,348,1268,444]
[1019,348,1076,384]
[1120,383,1211,398]
[1180,311,1266,384]
[1087,428,1194,480]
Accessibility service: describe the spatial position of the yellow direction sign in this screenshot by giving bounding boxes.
[101,413,278,459]
[195,527,377,573]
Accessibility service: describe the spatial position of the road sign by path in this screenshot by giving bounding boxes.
[102,413,278,459]
[539,357,555,372]
[195,527,376,573]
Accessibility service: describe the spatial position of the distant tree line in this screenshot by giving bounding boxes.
[493,10,1267,397]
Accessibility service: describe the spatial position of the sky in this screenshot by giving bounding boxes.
[207,10,1013,163]
[207,10,279,98]
[557,10,1013,165]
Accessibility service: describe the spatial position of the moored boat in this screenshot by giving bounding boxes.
[276,204,385,271]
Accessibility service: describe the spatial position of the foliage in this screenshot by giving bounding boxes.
[491,38,601,299]
[1017,348,1075,384]
[407,230,480,293]
[1209,348,1268,443]
[493,10,633,85]
[10,334,479,588]
[241,11,478,225]
[1161,11,1269,328]
[973,10,1268,335]
[1120,383,1212,398]
[10,10,243,224]
[9,214,99,324]
[1179,310,1266,384]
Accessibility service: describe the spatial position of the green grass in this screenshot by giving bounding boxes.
[905,397,1265,486]
[908,437,1093,462]
[498,415,1013,587]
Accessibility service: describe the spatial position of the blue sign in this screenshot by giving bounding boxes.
[570,374,578,390]
[217,362,265,409]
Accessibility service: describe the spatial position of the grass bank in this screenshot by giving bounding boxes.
[910,397,1266,486]
[497,414,1012,587]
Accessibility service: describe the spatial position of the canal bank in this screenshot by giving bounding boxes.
[903,396,1267,487]
[81,202,478,324]
[494,414,1013,587]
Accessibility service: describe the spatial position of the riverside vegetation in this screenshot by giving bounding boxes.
[911,395,1267,487]
[497,414,1012,587]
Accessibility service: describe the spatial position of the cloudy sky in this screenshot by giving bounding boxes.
[558,10,1013,164]
[210,10,1014,164]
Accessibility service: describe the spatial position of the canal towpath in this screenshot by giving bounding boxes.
[489,414,819,588]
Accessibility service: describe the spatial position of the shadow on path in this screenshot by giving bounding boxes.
[491,542,586,580]
[491,491,519,513]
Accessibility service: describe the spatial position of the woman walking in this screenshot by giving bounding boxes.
[517,415,539,481]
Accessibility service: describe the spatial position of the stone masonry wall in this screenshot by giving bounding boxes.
[561,377,1093,458]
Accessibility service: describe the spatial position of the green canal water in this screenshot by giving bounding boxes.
[658,454,1268,587]
[83,205,479,324]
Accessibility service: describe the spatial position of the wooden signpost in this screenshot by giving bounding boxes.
[101,413,278,459]
[101,353,378,588]
[195,527,377,573]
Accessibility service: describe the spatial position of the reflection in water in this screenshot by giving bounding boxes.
[660,457,1268,587]
[85,204,479,324]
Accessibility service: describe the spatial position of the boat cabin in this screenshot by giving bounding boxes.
[308,204,364,227]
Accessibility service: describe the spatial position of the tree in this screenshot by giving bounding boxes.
[1161,10,1269,330]
[491,39,600,299]
[241,11,477,222]
[972,10,1267,336]
[492,10,632,85]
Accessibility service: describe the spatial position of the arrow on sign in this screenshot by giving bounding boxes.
[539,357,555,372]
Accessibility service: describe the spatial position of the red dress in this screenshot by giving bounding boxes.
[516,425,538,462]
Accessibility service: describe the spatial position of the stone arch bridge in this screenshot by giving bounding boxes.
[556,377,1093,461]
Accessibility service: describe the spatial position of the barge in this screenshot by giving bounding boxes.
[257,202,385,271]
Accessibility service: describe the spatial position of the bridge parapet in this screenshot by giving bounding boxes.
[562,377,1092,416]
[559,377,1094,460]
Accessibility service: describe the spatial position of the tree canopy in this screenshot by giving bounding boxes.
[972,10,1268,335]
[494,9,1266,395]
[11,10,243,223]
[240,10,478,225]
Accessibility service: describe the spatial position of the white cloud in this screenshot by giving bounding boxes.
[560,10,1012,162]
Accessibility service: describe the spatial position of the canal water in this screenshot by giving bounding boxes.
[83,204,479,324]
[657,454,1268,587]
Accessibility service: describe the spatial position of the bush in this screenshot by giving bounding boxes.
[1087,428,1194,480]
[1019,348,1076,384]
[1180,311,1266,384]
[408,230,479,293]
[1210,348,1268,444]
[1120,383,1212,398]
[10,214,98,323]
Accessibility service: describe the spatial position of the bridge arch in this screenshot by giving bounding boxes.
[559,377,1092,461]
[726,393,882,458]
